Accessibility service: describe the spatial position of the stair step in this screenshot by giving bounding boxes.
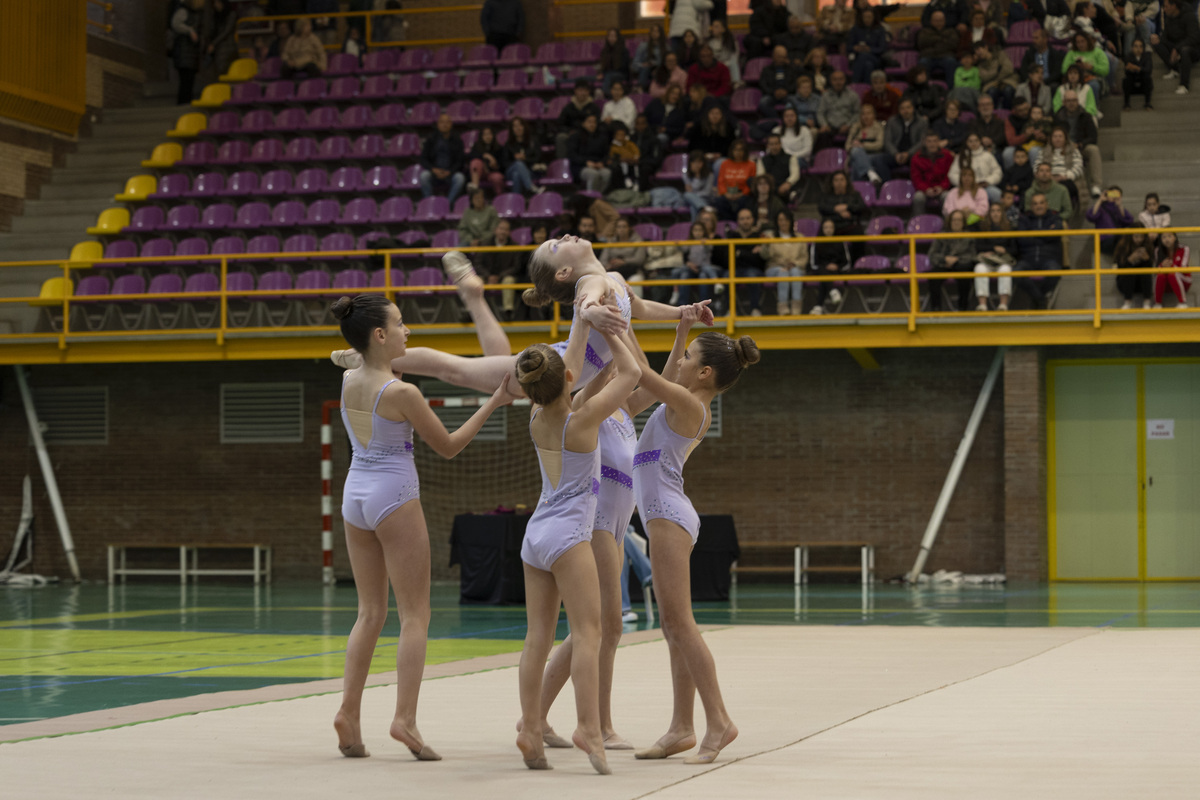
[38,181,130,201]
[23,198,121,215]
[48,166,143,183]
[102,105,194,124]
[9,213,99,234]
[90,121,180,141]
[74,138,172,156]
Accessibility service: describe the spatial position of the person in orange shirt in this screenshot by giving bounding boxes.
[712,139,755,220]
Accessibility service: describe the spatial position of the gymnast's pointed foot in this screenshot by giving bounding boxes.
[334,710,369,758]
[683,721,738,765]
[634,729,696,760]
[516,730,552,770]
[573,729,611,775]
[442,250,484,301]
[390,721,442,761]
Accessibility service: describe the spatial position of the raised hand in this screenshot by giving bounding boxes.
[685,299,715,327]
[580,302,628,335]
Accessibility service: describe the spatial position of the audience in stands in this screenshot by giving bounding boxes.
[932,99,969,150]
[747,0,791,60]
[599,217,646,282]
[950,133,1003,202]
[418,114,466,206]
[467,126,505,196]
[714,140,756,219]
[974,203,1017,311]
[757,133,800,202]
[650,52,689,98]
[1153,231,1191,307]
[970,95,1006,156]
[481,219,527,320]
[1015,192,1067,309]
[977,43,1018,109]
[1054,64,1099,116]
[171,0,203,104]
[818,171,869,239]
[764,209,808,315]
[816,71,861,150]
[568,114,612,192]
[689,104,735,164]
[599,29,632,94]
[848,9,890,83]
[1086,185,1136,254]
[479,0,524,50]
[674,29,702,70]
[1123,38,1154,110]
[816,0,854,55]
[862,70,903,121]
[1003,146,1035,198]
[556,81,601,161]
[741,174,787,227]
[912,130,954,214]
[919,11,961,81]
[282,19,328,78]
[200,0,239,87]
[787,75,822,128]
[773,106,814,169]
[777,15,816,66]
[688,45,733,98]
[1054,92,1103,198]
[716,208,766,315]
[503,117,544,197]
[683,150,717,219]
[943,165,991,222]
[1017,65,1053,112]
[875,98,927,183]
[1139,192,1171,244]
[1026,160,1074,216]
[808,217,851,314]
[1153,0,1200,96]
[673,220,722,307]
[634,24,668,90]
[802,46,834,92]
[646,83,687,145]
[643,235,683,302]
[458,188,498,246]
[1113,226,1154,309]
[1063,31,1110,102]
[759,46,801,117]
[1020,29,1064,88]
[950,49,982,110]
[668,0,711,49]
[632,114,665,180]
[846,105,886,182]
[708,19,742,86]
[601,81,637,131]
[929,209,977,310]
[903,65,947,120]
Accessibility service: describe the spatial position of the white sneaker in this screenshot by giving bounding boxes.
[1164,70,1179,80]
[621,611,638,623]
[1154,303,1163,309]
[1177,85,1189,95]
[1143,299,1153,309]
[828,288,843,305]
[976,303,988,311]
[809,305,825,315]
[997,303,1008,311]
[1121,300,1133,310]
[1091,185,1102,198]
[867,169,882,184]
[1178,301,1188,308]
[750,308,763,316]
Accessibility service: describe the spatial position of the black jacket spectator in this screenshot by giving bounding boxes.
[1019,43,1065,84]
[774,27,814,64]
[480,0,525,49]
[503,129,541,168]
[1053,107,1098,148]
[712,226,766,273]
[632,125,665,177]
[687,114,734,156]
[558,97,601,135]
[920,0,971,28]
[818,183,869,235]
[902,78,947,120]
[468,133,507,171]
[759,58,801,103]
[419,130,465,174]
[746,1,790,60]
[931,114,969,151]
[1002,159,1034,196]
[567,126,612,176]
[646,96,688,140]
[969,113,1007,153]
[1017,207,1065,264]
[599,33,632,79]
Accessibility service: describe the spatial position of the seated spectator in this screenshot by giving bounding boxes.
[1002,146,1034,198]
[714,208,767,315]
[649,51,689,98]
[601,80,637,131]
[1075,0,1121,52]
[763,209,809,315]
[808,217,852,314]
[942,165,990,223]
[1153,0,1200,96]
[1015,192,1067,309]
[419,113,466,205]
[929,209,977,311]
[646,83,687,145]
[1113,226,1154,309]
[902,65,947,121]
[758,46,800,117]
[605,121,642,192]
[1086,185,1136,255]
[1009,102,1051,168]
[707,19,742,85]
[569,213,598,242]
[775,14,815,66]
[1122,38,1154,110]
[740,174,787,227]
[974,203,1017,311]
[1001,100,1034,169]
[633,23,667,90]
[457,188,499,246]
[846,104,886,182]
[697,206,719,238]
[816,70,862,150]
[949,51,981,110]
[1117,0,1156,59]
[599,217,646,281]
[917,11,960,82]
[568,114,612,192]
[555,79,601,159]
[672,220,724,307]
[773,107,815,169]
[1153,231,1191,307]
[342,27,364,60]
[683,82,720,133]
[599,28,632,94]
[976,43,1017,109]
[786,75,822,129]
[682,150,717,219]
[757,133,801,201]
[282,18,327,77]
[1025,160,1074,217]
[687,45,732,99]
[748,0,791,61]
[674,29,702,70]
[802,46,834,93]
[266,21,292,58]
[1017,65,1053,114]
[467,126,505,195]
[1139,192,1171,244]
[950,133,1003,202]
[1053,94,1103,199]
[503,116,545,196]
[373,0,409,46]
[688,104,735,165]
[870,98,927,183]
[816,0,854,55]
[958,9,999,57]
[643,238,685,303]
[632,114,665,180]
[1053,65,1099,118]
[668,0,708,47]
[921,0,969,30]
[969,94,1006,155]
[848,9,889,84]
[480,219,527,320]
[1062,31,1109,102]
[862,70,903,122]
[817,170,869,237]
[714,139,756,219]
[932,99,969,151]
[1019,28,1065,87]
[912,130,954,214]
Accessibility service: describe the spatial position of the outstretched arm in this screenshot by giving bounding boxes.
[392,376,516,459]
[629,294,715,326]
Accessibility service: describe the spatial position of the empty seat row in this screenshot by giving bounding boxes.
[222,68,569,106]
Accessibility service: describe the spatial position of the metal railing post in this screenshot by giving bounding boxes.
[726,241,736,335]
[1093,231,1103,329]
[218,256,228,344]
[384,252,393,303]
[908,234,918,331]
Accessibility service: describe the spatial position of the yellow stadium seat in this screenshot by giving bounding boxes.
[167,112,208,138]
[141,142,182,168]
[68,241,103,267]
[85,207,130,236]
[219,58,258,83]
[30,277,74,307]
[114,175,157,202]
[192,82,230,108]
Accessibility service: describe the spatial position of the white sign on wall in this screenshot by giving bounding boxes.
[1147,419,1175,440]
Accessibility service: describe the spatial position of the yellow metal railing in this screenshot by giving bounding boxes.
[235,5,485,51]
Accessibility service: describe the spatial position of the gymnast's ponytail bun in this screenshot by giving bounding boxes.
[694,331,760,392]
[515,344,565,406]
[332,295,392,353]
[331,296,354,321]
[733,336,761,369]
[522,287,551,308]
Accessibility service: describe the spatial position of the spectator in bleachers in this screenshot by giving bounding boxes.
[599,28,632,94]
[530,222,549,247]
[1062,32,1109,101]
[862,70,903,121]
[1053,93,1102,198]
[1123,38,1154,110]
[741,174,787,227]
[973,203,1017,311]
[757,133,800,201]
[1002,146,1035,197]
[808,217,851,314]
[786,75,821,128]
[1052,64,1099,116]
[632,114,665,179]
[969,94,1006,156]
[758,46,801,117]
[634,24,668,90]
[1019,29,1064,88]
[373,0,409,47]
[950,50,982,110]
[606,121,643,192]
[687,45,733,98]
[976,43,1018,109]
[1086,185,1136,254]
[918,11,962,82]
[1016,66,1053,114]
[306,0,340,45]
[643,237,685,302]
[921,0,971,30]
[715,207,767,315]
[929,209,977,310]
[342,27,365,61]
[776,15,816,66]
[467,126,505,195]
[200,0,238,87]
[1153,0,1200,96]
[481,219,528,320]
[479,0,524,50]
[912,130,954,214]
[816,70,862,149]
[848,8,889,83]
[1009,0,1047,26]
[555,80,601,159]
[598,218,647,281]
[170,0,203,105]
[458,188,499,247]
[688,104,735,164]
[774,108,815,169]
[675,29,702,70]
[1117,0,1157,60]
[818,170,869,237]
[846,104,886,183]
[802,47,834,93]
[950,133,1003,202]
[503,117,544,197]
[943,165,991,222]
[1152,231,1190,307]
[1073,4,1121,87]
[932,98,969,150]
[1002,98,1037,167]
[1015,192,1067,309]
[708,19,743,86]
[669,0,713,50]
[601,81,637,131]
[266,21,291,58]
[714,139,756,219]
[650,52,689,98]
[568,113,613,192]
[647,84,687,146]
[817,0,854,56]
[697,206,719,237]
[1139,192,1170,244]
[673,220,722,307]
[419,113,467,205]
[902,65,947,120]
[958,9,1000,57]
[683,150,717,219]
[873,97,927,182]
[748,0,792,60]
[282,18,328,77]
[764,209,808,315]
[1025,160,1074,215]
[570,213,598,242]
[1113,226,1154,309]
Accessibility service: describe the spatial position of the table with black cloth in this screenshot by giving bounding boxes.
[449,513,740,605]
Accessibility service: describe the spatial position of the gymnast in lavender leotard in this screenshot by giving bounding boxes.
[340,377,421,531]
[594,408,637,545]
[520,409,601,572]
[632,403,708,544]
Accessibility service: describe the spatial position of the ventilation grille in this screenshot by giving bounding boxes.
[32,386,108,445]
[633,394,722,439]
[420,380,508,442]
[220,383,304,443]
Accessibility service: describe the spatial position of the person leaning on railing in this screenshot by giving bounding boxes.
[480,220,527,321]
[1014,192,1067,310]
[1113,225,1154,310]
[928,209,977,311]
[713,208,767,316]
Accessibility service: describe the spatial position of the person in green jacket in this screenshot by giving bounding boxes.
[456,188,499,247]
[1062,31,1109,104]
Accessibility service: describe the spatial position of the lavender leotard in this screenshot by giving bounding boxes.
[549,275,632,391]
[632,404,708,544]
[594,409,636,547]
[521,410,601,572]
[340,378,421,530]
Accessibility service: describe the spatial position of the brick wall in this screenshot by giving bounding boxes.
[0,123,73,232]
[1003,347,1046,580]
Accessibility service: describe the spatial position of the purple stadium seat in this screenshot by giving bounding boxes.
[853,181,878,207]
[230,201,271,229]
[203,111,240,136]
[175,237,209,265]
[362,49,398,74]
[147,272,183,300]
[255,271,292,308]
[274,107,308,132]
[295,269,332,300]
[493,193,526,219]
[293,168,328,195]
[211,236,246,258]
[498,43,530,67]
[429,46,462,71]
[297,78,328,102]
[543,96,571,121]
[336,105,372,130]
[393,229,429,258]
[269,200,305,228]
[392,72,425,98]
[363,164,397,191]
[339,197,377,225]
[474,98,508,125]
[151,172,191,200]
[177,140,215,165]
[246,138,283,164]
[358,231,392,250]
[240,108,275,134]
[281,137,318,162]
[257,57,283,80]
[111,274,146,301]
[1008,20,1040,45]
[462,71,496,96]
[794,218,820,238]
[532,42,564,66]
[907,214,944,237]
[139,237,174,265]
[305,199,341,226]
[224,271,255,303]
[564,65,595,83]
[444,194,470,222]
[99,241,136,268]
[329,166,364,193]
[198,202,236,231]
[333,268,369,289]
[510,226,531,245]
[219,171,259,198]
[325,53,360,77]
[460,129,479,152]
[359,75,392,100]
[829,54,851,74]
[730,87,761,116]
[125,206,165,233]
[395,48,430,72]
[387,132,420,157]
[877,179,916,210]
[463,44,497,69]
[329,76,361,102]
[666,221,692,241]
[371,103,407,128]
[161,204,200,232]
[562,41,593,64]
[634,223,663,241]
[378,195,413,222]
[317,134,352,160]
[412,196,449,223]
[629,92,652,113]
[431,229,460,249]
[304,106,339,131]
[886,50,919,78]
[495,69,529,95]
[444,100,475,124]
[406,266,447,322]
[263,81,296,104]
[397,164,423,191]
[184,271,219,298]
[369,268,405,287]
[280,234,318,262]
[808,148,847,177]
[228,82,263,105]
[511,96,543,121]
[427,73,461,96]
[246,235,282,263]
[528,67,559,93]
[655,152,688,182]
[349,133,384,160]
[540,158,574,187]
[525,191,563,219]
[258,169,294,197]
[865,215,904,237]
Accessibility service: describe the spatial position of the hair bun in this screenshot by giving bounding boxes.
[517,348,549,385]
[330,296,354,321]
[733,336,761,368]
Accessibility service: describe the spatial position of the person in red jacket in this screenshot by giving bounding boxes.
[686,45,732,98]
[910,130,954,215]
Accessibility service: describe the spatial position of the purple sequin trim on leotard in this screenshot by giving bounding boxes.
[632,450,661,467]
[600,465,632,489]
[584,343,604,372]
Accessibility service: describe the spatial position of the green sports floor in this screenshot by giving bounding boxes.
[2,580,1198,726]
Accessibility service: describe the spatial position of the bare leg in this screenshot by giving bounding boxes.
[443,250,511,357]
[387,349,522,395]
[535,633,575,747]
[517,563,561,770]
[335,521,389,758]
